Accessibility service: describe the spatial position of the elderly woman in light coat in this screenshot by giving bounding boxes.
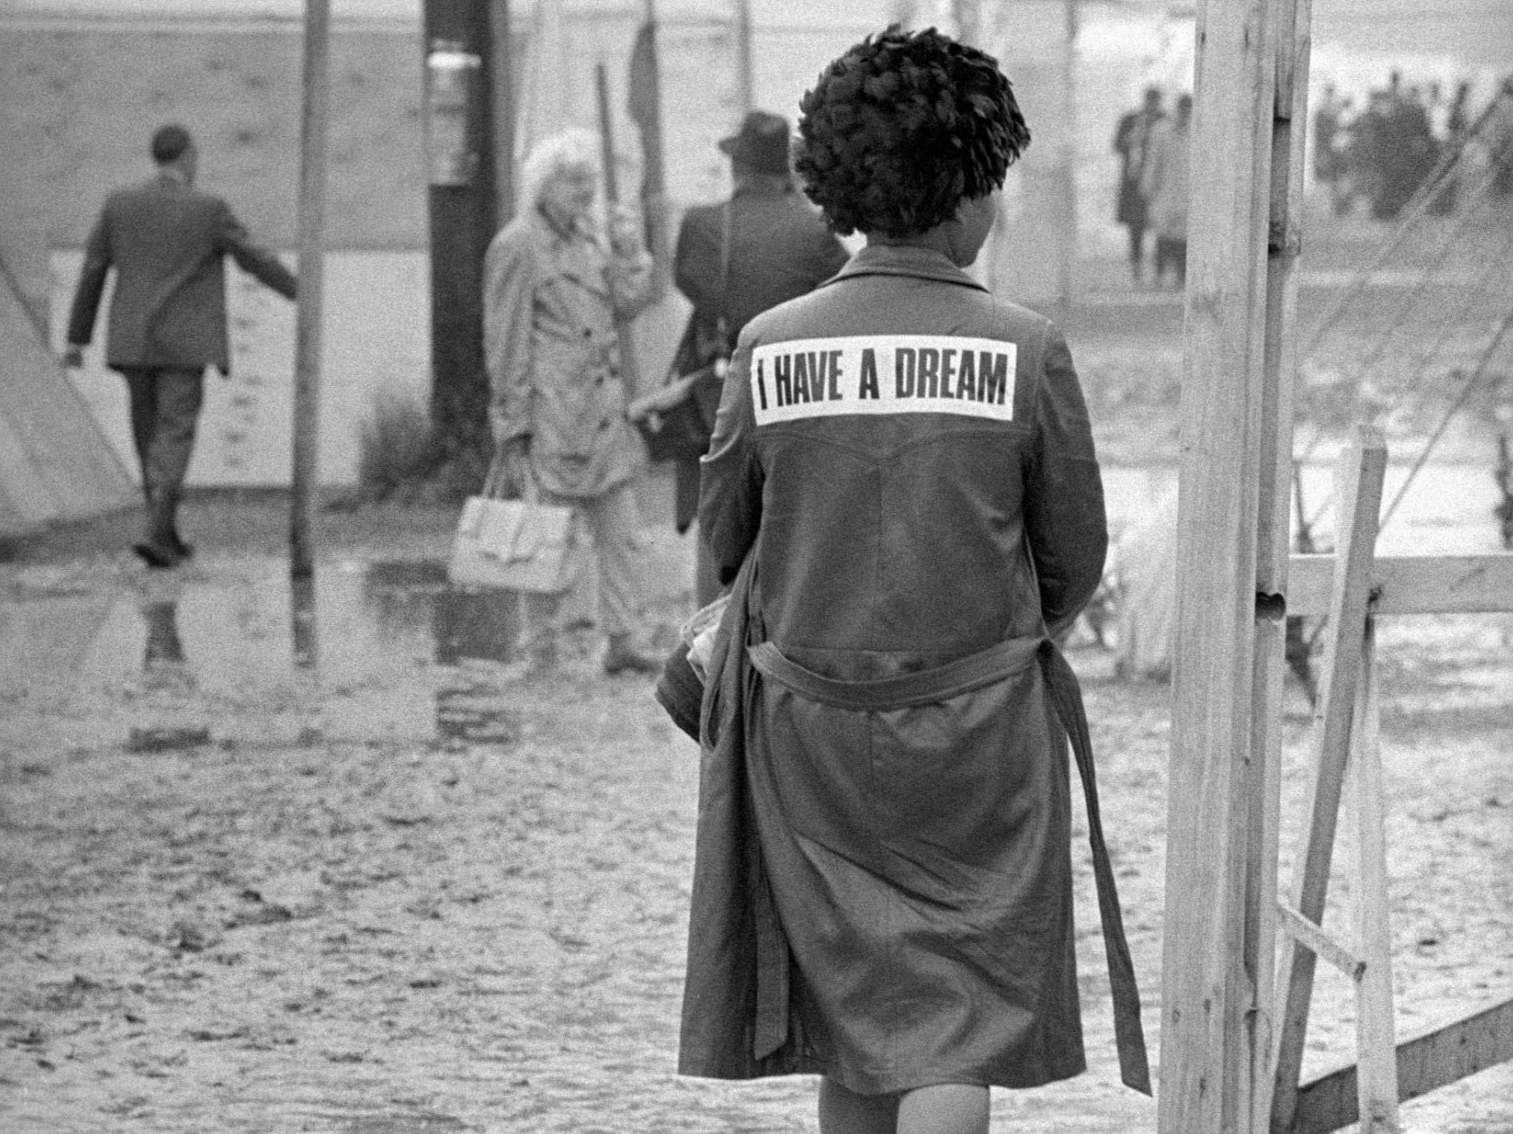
[482,128,659,674]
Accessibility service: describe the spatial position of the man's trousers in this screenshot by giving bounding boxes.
[119,366,204,544]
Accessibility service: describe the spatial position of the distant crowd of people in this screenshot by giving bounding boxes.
[1312,71,1513,220]
[1105,72,1513,290]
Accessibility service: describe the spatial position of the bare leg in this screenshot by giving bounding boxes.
[897,1084,989,1134]
[818,1077,897,1134]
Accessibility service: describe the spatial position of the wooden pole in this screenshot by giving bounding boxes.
[1251,0,1312,1126]
[733,0,754,116]
[594,61,643,397]
[628,0,671,299]
[1158,0,1308,1128]
[290,0,330,580]
[488,0,516,226]
[1056,0,1080,316]
[1348,616,1400,1133]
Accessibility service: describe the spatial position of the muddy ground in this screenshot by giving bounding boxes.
[4,237,1513,1132]
[0,483,1508,1133]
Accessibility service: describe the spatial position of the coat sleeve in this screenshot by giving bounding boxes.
[607,243,655,321]
[1022,324,1108,638]
[66,204,113,347]
[697,334,763,585]
[482,225,537,444]
[217,201,297,300]
[673,207,722,316]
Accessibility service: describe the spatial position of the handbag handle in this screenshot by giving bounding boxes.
[480,449,541,503]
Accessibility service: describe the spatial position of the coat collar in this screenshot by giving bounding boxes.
[827,242,990,293]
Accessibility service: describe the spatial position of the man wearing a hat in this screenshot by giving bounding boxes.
[666,110,847,606]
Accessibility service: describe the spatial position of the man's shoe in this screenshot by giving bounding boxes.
[170,531,195,559]
[603,635,660,676]
[132,541,181,570]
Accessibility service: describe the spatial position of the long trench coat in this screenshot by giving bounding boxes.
[680,244,1149,1096]
[482,207,654,497]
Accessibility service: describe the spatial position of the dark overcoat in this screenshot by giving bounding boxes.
[681,243,1149,1096]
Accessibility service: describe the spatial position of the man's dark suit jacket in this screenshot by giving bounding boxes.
[669,184,846,532]
[67,172,297,374]
[674,183,847,348]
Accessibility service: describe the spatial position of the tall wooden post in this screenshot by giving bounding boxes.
[1158,0,1310,1129]
[1256,0,1313,1126]
[488,0,516,227]
[594,61,642,398]
[290,0,330,580]
[1055,0,1080,314]
[628,1,671,298]
[733,0,754,116]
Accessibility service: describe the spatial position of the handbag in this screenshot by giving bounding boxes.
[633,203,732,463]
[447,457,580,594]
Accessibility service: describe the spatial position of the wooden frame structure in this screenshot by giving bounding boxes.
[1162,0,1513,1130]
[1270,431,1513,1133]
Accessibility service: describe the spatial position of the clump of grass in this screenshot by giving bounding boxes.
[347,386,492,508]
[355,387,445,502]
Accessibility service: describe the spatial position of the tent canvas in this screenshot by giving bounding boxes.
[0,262,136,537]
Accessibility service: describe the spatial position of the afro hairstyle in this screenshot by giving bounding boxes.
[793,26,1029,238]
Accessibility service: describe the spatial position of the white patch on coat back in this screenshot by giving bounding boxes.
[750,335,1017,426]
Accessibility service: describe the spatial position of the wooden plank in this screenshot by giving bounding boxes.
[1275,901,1363,980]
[1251,0,1312,1123]
[1292,1000,1513,1133]
[1271,430,1387,1132]
[1349,620,1400,1131]
[1160,0,1294,1128]
[1288,553,1513,617]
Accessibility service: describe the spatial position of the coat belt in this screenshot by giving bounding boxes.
[746,636,1153,1095]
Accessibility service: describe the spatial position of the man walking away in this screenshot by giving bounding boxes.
[63,123,297,568]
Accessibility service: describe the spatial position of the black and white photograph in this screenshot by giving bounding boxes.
[1,1,1509,1131]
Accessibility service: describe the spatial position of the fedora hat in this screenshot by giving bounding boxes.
[717,110,792,175]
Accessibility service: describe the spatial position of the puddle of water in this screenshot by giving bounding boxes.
[362,560,530,745]
[361,559,527,666]
[0,556,549,750]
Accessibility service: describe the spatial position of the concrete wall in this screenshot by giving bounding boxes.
[0,13,427,312]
